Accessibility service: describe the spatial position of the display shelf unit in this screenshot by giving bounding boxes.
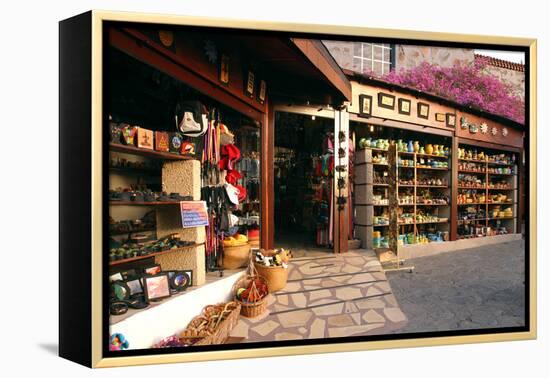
[109,243,204,266]
[110,227,157,236]
[393,148,451,244]
[110,201,184,206]
[110,142,196,160]
[456,144,518,239]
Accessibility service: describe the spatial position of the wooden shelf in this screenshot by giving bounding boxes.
[362,147,388,152]
[488,217,515,220]
[110,143,196,160]
[110,201,184,206]
[488,172,515,176]
[373,163,389,166]
[458,186,486,189]
[458,202,486,206]
[416,220,449,225]
[487,202,515,205]
[398,165,415,169]
[416,185,449,188]
[109,165,161,175]
[487,161,515,167]
[458,169,486,174]
[416,166,449,171]
[373,183,389,187]
[458,158,486,164]
[416,152,449,159]
[415,203,449,206]
[110,227,156,236]
[488,187,516,190]
[398,184,415,188]
[458,218,487,222]
[109,243,204,266]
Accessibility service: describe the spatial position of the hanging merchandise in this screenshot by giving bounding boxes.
[175,100,209,137]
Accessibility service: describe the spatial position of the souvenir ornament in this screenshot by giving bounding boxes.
[155,131,169,152]
[137,127,154,150]
[110,333,129,351]
[204,40,218,63]
[169,133,183,153]
[460,116,469,130]
[502,127,508,137]
[121,125,138,145]
[469,123,478,134]
[491,126,498,136]
[181,141,195,155]
[480,122,488,134]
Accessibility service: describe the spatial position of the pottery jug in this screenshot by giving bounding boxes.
[413,141,420,153]
[407,140,414,153]
[434,145,440,156]
[419,146,425,154]
[426,144,434,155]
[397,139,403,152]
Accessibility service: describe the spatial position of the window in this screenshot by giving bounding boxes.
[352,43,393,76]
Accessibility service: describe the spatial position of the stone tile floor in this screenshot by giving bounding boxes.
[229,249,408,343]
[387,239,526,334]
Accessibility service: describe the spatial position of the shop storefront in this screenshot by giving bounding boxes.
[346,75,524,259]
[105,25,524,348]
[106,25,352,347]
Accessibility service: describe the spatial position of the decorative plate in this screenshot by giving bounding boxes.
[502,127,508,137]
[491,127,498,136]
[480,122,488,134]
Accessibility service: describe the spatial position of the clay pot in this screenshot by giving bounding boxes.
[413,141,420,153]
[426,144,434,155]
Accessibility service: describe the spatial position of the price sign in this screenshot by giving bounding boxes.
[180,201,209,228]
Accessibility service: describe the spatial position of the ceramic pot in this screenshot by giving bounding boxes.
[426,144,434,155]
[433,145,440,156]
[413,141,420,153]
[407,140,414,153]
[397,139,403,151]
[419,146,425,154]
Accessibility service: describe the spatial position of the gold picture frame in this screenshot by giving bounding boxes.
[59,10,537,368]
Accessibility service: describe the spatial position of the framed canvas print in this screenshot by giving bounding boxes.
[59,10,537,368]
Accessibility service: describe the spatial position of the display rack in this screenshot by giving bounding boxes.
[456,144,518,239]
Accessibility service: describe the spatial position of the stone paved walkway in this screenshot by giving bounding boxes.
[229,250,407,342]
[387,239,526,334]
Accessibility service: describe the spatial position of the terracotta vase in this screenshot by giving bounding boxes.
[426,144,434,155]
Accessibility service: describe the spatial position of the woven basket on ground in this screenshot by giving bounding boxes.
[233,257,269,318]
[179,301,241,345]
[253,249,290,293]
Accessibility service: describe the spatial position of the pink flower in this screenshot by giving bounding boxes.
[381,61,524,124]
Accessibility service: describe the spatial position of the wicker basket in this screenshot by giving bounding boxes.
[253,250,290,293]
[222,243,250,270]
[233,262,269,317]
[179,301,241,345]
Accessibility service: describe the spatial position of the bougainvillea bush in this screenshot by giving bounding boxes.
[380,58,525,124]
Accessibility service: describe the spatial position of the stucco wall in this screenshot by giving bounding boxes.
[395,45,475,70]
[485,65,525,99]
[323,40,356,71]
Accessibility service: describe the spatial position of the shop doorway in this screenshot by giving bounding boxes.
[273,111,336,253]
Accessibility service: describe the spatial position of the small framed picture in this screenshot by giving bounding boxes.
[143,273,172,302]
[245,70,255,98]
[398,98,411,115]
[446,113,457,128]
[358,94,373,118]
[257,79,267,104]
[219,53,230,86]
[435,113,446,122]
[167,270,192,292]
[417,102,430,119]
[125,277,144,296]
[143,264,161,276]
[378,92,395,110]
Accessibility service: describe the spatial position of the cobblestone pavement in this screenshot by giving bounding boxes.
[229,250,408,343]
[386,240,526,334]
